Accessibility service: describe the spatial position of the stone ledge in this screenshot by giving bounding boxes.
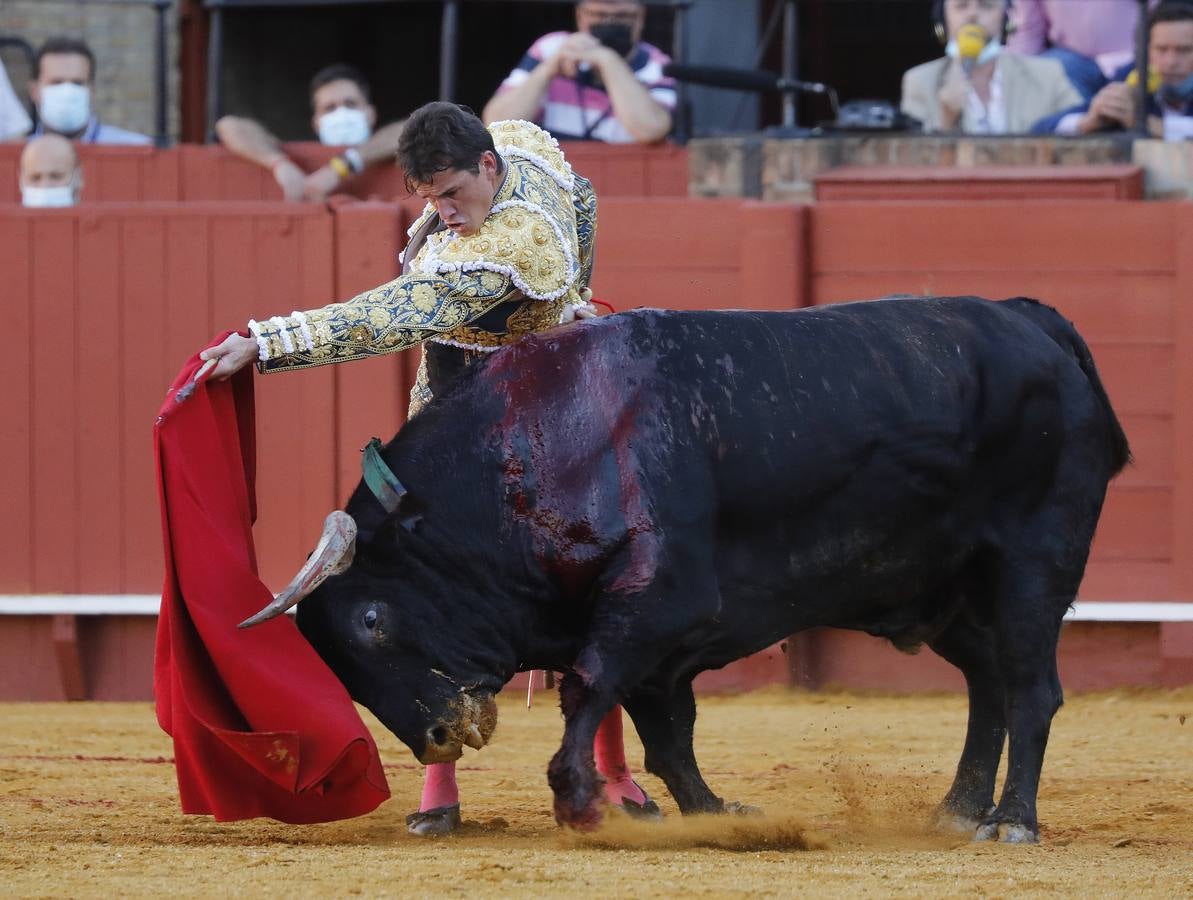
[688,134,1193,202]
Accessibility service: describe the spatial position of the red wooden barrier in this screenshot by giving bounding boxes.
[592,199,807,311]
[0,142,690,205]
[3,196,1193,699]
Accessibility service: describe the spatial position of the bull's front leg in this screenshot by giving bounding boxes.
[548,659,618,829]
[623,680,725,814]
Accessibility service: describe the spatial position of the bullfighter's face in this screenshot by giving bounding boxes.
[414,151,502,237]
[295,570,500,765]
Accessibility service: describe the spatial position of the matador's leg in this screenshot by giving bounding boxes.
[595,706,660,817]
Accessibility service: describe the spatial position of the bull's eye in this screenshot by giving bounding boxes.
[363,609,378,630]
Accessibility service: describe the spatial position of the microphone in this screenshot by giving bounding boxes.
[955,23,987,76]
[662,63,830,95]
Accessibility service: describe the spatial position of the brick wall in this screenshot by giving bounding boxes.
[1,0,178,141]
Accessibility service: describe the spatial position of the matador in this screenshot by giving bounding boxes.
[199,101,657,836]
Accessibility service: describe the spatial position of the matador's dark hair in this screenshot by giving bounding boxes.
[397,102,496,191]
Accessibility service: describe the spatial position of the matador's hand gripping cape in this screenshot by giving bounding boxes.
[248,120,598,371]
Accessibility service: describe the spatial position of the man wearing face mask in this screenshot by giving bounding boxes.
[901,0,1081,134]
[19,134,82,208]
[215,63,406,203]
[482,0,674,143]
[27,38,151,145]
[1048,2,1193,139]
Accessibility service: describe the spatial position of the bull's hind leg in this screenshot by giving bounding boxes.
[976,561,1072,844]
[928,616,1006,831]
[623,680,727,815]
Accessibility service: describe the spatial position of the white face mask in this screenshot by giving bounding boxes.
[317,106,371,146]
[39,82,91,135]
[946,37,1003,68]
[21,182,77,208]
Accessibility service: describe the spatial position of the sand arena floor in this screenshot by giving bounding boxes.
[1,687,1191,898]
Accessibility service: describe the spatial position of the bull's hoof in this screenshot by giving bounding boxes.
[556,798,604,831]
[723,801,763,816]
[974,820,1039,844]
[406,804,461,837]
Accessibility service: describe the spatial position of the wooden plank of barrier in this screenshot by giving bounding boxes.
[247,211,338,589]
[811,202,1177,275]
[645,146,690,197]
[0,146,18,204]
[738,202,808,309]
[330,202,406,502]
[51,614,87,701]
[29,215,79,594]
[0,216,32,591]
[120,211,171,593]
[295,211,341,553]
[1173,204,1193,600]
[592,198,748,311]
[85,616,156,701]
[75,213,124,592]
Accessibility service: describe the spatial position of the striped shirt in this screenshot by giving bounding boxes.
[496,31,676,143]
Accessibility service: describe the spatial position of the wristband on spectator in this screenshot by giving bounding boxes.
[328,155,351,180]
[343,147,365,174]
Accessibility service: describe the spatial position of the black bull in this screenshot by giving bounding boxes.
[247,296,1129,842]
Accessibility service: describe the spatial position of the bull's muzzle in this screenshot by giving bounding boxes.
[418,692,498,764]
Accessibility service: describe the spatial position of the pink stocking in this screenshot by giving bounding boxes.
[419,761,459,812]
[593,706,646,806]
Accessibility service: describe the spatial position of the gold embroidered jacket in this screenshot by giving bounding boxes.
[249,120,597,372]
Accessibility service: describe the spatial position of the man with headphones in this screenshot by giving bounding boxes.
[1051,1,1193,138]
[901,0,1082,134]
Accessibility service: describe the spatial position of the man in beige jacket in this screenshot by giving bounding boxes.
[901,0,1081,134]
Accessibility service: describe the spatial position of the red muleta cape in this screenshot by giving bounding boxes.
[153,342,390,823]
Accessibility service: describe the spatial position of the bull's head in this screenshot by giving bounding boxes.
[238,508,501,764]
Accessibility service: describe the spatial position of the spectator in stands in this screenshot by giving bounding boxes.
[1009,0,1148,101]
[0,58,32,141]
[19,133,81,207]
[28,38,151,145]
[482,0,674,143]
[215,63,406,203]
[1049,2,1193,139]
[901,0,1082,134]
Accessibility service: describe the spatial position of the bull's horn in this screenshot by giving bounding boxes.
[238,510,357,629]
[464,724,485,750]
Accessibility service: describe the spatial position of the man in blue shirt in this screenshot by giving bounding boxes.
[27,37,151,145]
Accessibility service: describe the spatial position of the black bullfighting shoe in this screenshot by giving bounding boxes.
[615,783,662,821]
[406,804,461,836]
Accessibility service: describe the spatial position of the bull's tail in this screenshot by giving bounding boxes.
[1001,297,1131,476]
